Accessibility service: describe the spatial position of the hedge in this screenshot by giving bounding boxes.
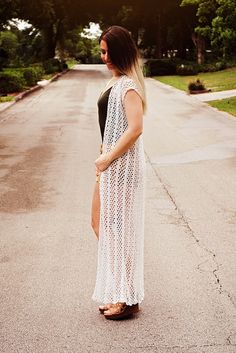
[144,59,228,77]
[23,66,44,86]
[0,72,25,94]
[43,58,65,74]
[143,59,177,76]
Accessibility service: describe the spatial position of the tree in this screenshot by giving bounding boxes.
[0,0,18,29]
[163,3,196,59]
[63,26,101,63]
[17,0,89,59]
[16,26,44,64]
[113,0,195,59]
[0,30,18,65]
[128,0,174,59]
[211,0,236,57]
[181,0,218,63]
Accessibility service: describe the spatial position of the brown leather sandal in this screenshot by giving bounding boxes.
[103,302,139,320]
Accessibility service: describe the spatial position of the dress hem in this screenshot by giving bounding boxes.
[91,294,144,306]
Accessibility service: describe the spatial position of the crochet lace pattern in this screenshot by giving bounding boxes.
[92,76,146,305]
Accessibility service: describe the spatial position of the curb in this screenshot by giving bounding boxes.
[148,77,236,102]
[15,69,69,101]
[15,84,42,102]
[0,69,69,114]
[50,70,69,82]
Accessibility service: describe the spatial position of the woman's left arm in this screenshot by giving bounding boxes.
[95,90,143,172]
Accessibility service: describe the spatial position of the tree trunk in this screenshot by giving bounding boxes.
[177,47,187,59]
[177,35,187,59]
[55,20,65,61]
[192,33,205,64]
[42,25,56,60]
[155,13,162,59]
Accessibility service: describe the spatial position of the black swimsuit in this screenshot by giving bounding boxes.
[97,87,112,141]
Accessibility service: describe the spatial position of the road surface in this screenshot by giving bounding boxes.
[0,64,236,353]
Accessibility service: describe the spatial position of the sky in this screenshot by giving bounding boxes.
[11,19,32,30]
[82,22,102,38]
[12,19,101,38]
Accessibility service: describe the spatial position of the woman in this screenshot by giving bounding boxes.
[91,25,146,320]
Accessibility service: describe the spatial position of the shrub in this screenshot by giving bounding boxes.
[188,79,206,91]
[61,61,68,70]
[143,59,176,76]
[176,64,199,75]
[88,55,102,64]
[23,66,44,86]
[0,72,25,94]
[0,47,8,70]
[196,61,227,73]
[215,61,227,71]
[203,64,217,72]
[43,58,63,74]
[142,63,150,77]
[196,64,210,73]
[176,61,227,75]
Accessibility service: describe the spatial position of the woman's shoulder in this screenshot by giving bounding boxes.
[119,75,138,91]
[121,75,135,84]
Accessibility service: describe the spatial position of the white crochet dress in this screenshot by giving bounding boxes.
[92,75,145,306]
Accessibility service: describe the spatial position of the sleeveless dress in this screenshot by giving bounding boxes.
[97,86,112,141]
[92,75,145,306]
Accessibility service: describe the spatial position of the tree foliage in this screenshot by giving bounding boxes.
[0,30,18,62]
[181,0,236,58]
[0,0,18,28]
[181,0,217,38]
[0,0,235,64]
[212,0,236,56]
[16,0,90,59]
[63,26,101,63]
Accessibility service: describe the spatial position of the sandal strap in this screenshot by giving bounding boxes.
[113,302,126,307]
[104,302,126,315]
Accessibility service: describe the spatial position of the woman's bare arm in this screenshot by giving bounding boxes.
[95,90,143,172]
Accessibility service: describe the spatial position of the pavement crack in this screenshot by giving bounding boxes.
[227,333,236,345]
[109,343,236,350]
[146,153,236,309]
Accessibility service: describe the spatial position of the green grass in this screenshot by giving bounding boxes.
[0,95,14,103]
[3,67,25,76]
[208,97,236,117]
[42,73,55,80]
[2,65,61,88]
[155,67,236,92]
[66,59,78,69]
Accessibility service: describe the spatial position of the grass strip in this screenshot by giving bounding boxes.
[155,67,236,92]
[0,96,14,103]
[208,97,236,117]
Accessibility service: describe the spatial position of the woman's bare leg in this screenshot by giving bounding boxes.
[91,181,100,240]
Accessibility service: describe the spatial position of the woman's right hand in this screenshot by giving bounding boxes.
[95,153,112,172]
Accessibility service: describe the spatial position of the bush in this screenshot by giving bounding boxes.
[88,55,102,64]
[202,64,218,72]
[215,61,227,71]
[0,72,25,94]
[43,58,63,74]
[196,61,227,73]
[144,59,176,76]
[61,61,68,70]
[23,66,44,86]
[175,61,228,75]
[0,47,8,70]
[188,79,206,91]
[176,64,199,75]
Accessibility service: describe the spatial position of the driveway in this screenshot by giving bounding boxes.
[0,65,235,353]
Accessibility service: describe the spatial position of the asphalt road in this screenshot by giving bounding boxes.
[0,65,236,353]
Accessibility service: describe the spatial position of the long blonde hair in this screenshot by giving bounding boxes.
[99,25,147,112]
[126,59,147,113]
